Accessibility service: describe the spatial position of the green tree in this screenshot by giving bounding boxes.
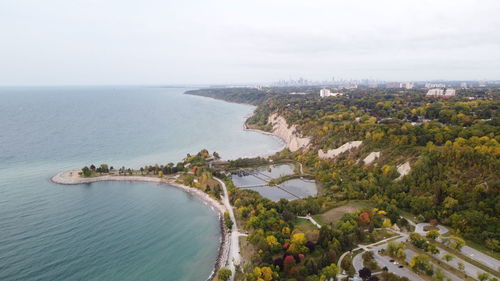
[362,251,374,262]
[382,218,392,228]
[320,263,339,280]
[341,255,355,276]
[458,262,465,271]
[427,244,440,255]
[477,273,490,281]
[442,254,454,262]
[224,211,233,230]
[426,229,440,240]
[217,268,231,281]
[448,236,465,251]
[434,269,445,281]
[81,166,91,177]
[99,164,109,173]
[409,254,432,275]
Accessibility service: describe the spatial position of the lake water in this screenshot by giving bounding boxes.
[0,86,284,281]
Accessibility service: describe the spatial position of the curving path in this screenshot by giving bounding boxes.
[297,215,321,229]
[214,177,241,281]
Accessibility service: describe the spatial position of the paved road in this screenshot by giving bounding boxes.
[409,219,500,273]
[459,245,500,272]
[352,251,364,273]
[369,237,425,281]
[403,248,467,281]
[415,221,500,273]
[434,246,490,279]
[339,229,423,281]
[215,177,241,281]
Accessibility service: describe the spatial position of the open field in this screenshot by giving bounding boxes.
[294,217,318,232]
[314,200,374,225]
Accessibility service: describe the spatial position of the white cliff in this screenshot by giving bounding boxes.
[318,141,363,160]
[396,161,411,180]
[268,113,311,152]
[363,152,381,165]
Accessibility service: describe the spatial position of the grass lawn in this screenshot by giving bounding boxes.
[294,217,318,232]
[239,236,256,267]
[315,200,375,225]
[373,229,398,241]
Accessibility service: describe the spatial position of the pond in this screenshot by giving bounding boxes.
[231,164,317,201]
[231,163,295,187]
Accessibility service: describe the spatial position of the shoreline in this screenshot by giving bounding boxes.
[51,171,229,281]
[242,113,287,153]
[188,91,287,158]
[49,103,283,281]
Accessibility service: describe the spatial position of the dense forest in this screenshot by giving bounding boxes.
[187,87,500,253]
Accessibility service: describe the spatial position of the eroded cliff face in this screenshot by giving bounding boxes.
[318,141,363,160]
[268,113,311,152]
[396,161,411,180]
[363,151,381,165]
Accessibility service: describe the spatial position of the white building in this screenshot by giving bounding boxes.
[320,88,343,98]
[445,89,456,96]
[425,83,446,88]
[319,88,331,97]
[400,82,414,89]
[426,88,456,97]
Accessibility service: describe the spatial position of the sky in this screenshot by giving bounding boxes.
[1,0,499,85]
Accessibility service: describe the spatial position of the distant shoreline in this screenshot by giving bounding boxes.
[242,113,287,152]
[50,96,285,281]
[51,170,229,281]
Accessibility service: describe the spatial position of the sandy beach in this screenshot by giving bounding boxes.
[243,113,310,153]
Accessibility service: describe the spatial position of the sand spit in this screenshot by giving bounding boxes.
[51,170,226,214]
[51,170,229,281]
[318,141,363,160]
[268,113,311,152]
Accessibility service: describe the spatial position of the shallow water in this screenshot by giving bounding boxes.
[0,86,284,281]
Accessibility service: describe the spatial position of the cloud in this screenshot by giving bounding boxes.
[0,0,499,85]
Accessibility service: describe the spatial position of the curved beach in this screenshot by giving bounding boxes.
[51,170,229,281]
[243,112,310,153]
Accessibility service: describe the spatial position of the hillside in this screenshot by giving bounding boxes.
[186,87,500,252]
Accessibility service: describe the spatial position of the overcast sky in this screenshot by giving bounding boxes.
[1,0,499,85]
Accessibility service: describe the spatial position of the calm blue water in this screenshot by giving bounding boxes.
[0,86,284,281]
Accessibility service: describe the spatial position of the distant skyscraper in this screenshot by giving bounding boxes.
[400,82,414,89]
